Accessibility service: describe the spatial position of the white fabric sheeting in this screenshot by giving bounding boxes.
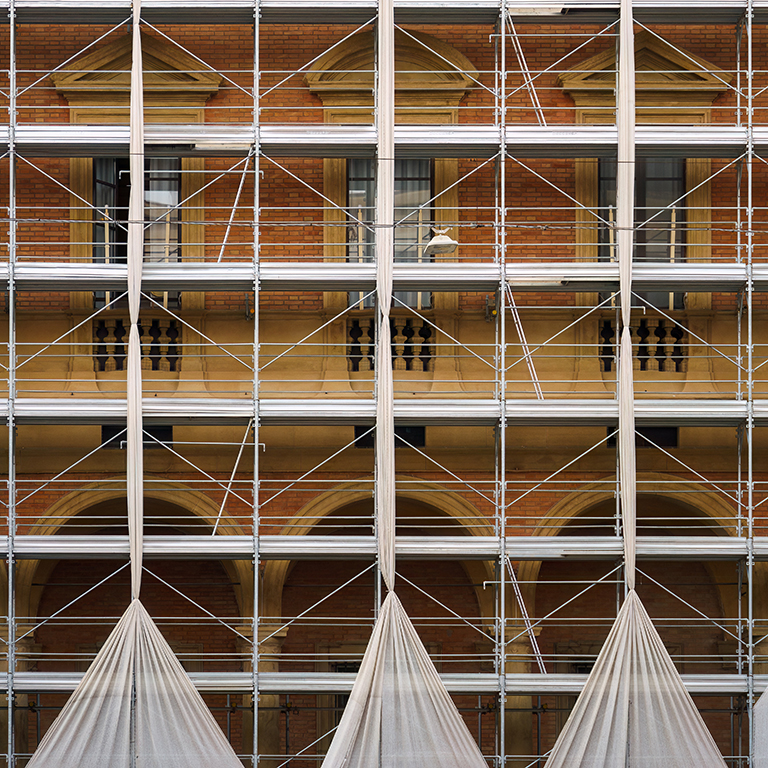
[27,600,243,768]
[320,592,487,768]
[128,5,144,328]
[27,6,246,765]
[127,0,144,599]
[617,0,636,593]
[617,0,635,328]
[544,590,727,768]
[619,327,636,590]
[127,324,143,599]
[376,315,395,590]
[323,11,488,765]
[375,0,395,592]
[755,688,768,767]
[27,604,135,768]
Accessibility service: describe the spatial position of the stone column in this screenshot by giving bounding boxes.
[506,634,534,768]
[248,630,286,768]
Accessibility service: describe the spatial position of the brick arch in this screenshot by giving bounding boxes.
[514,473,765,627]
[15,481,250,625]
[261,478,495,624]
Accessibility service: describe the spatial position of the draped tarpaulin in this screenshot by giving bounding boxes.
[319,2,486,766]
[321,592,487,768]
[755,689,768,767]
[617,0,635,330]
[26,5,243,766]
[27,601,244,768]
[545,591,727,768]
[127,0,145,601]
[545,3,726,764]
[619,327,636,588]
[617,0,636,590]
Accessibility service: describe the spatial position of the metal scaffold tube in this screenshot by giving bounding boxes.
[2,2,767,765]
[6,0,16,761]
[252,1,260,764]
[497,0,508,763]
[747,0,756,757]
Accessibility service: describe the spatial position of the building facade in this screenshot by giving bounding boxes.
[0,1,763,765]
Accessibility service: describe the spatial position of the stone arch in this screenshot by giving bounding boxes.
[258,479,494,762]
[507,477,750,760]
[514,473,765,631]
[17,480,251,627]
[527,472,738,537]
[261,477,495,624]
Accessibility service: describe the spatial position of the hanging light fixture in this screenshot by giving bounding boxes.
[424,227,458,256]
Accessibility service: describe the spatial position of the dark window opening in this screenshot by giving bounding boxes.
[94,157,182,310]
[102,424,173,449]
[598,157,686,311]
[331,660,361,727]
[347,158,433,310]
[354,425,426,449]
[606,426,678,449]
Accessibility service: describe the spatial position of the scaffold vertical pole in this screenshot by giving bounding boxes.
[252,2,261,766]
[747,0,756,764]
[498,0,507,765]
[6,0,16,763]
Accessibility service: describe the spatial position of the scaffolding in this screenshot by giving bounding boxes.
[0,0,766,766]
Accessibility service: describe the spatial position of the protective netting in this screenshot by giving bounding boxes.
[755,689,768,767]
[319,5,488,764]
[546,4,724,762]
[127,0,145,601]
[27,600,243,768]
[545,590,727,768]
[619,327,636,588]
[26,3,243,765]
[617,0,636,591]
[320,592,487,768]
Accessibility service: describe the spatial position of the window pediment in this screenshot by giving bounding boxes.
[51,32,222,107]
[305,29,477,107]
[558,30,731,106]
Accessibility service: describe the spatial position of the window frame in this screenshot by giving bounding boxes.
[597,156,687,312]
[347,157,435,310]
[92,157,183,310]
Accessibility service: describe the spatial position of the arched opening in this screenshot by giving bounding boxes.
[561,493,725,537]
[21,497,248,758]
[517,494,743,763]
[266,494,496,763]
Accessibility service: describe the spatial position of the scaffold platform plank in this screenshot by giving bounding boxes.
[1,397,757,426]
[6,261,761,293]
[504,673,754,696]
[4,261,764,293]
[4,124,763,159]
[4,261,765,293]
[3,1,757,25]
[1,534,752,560]
[506,399,749,427]
[6,671,760,695]
[508,263,751,293]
